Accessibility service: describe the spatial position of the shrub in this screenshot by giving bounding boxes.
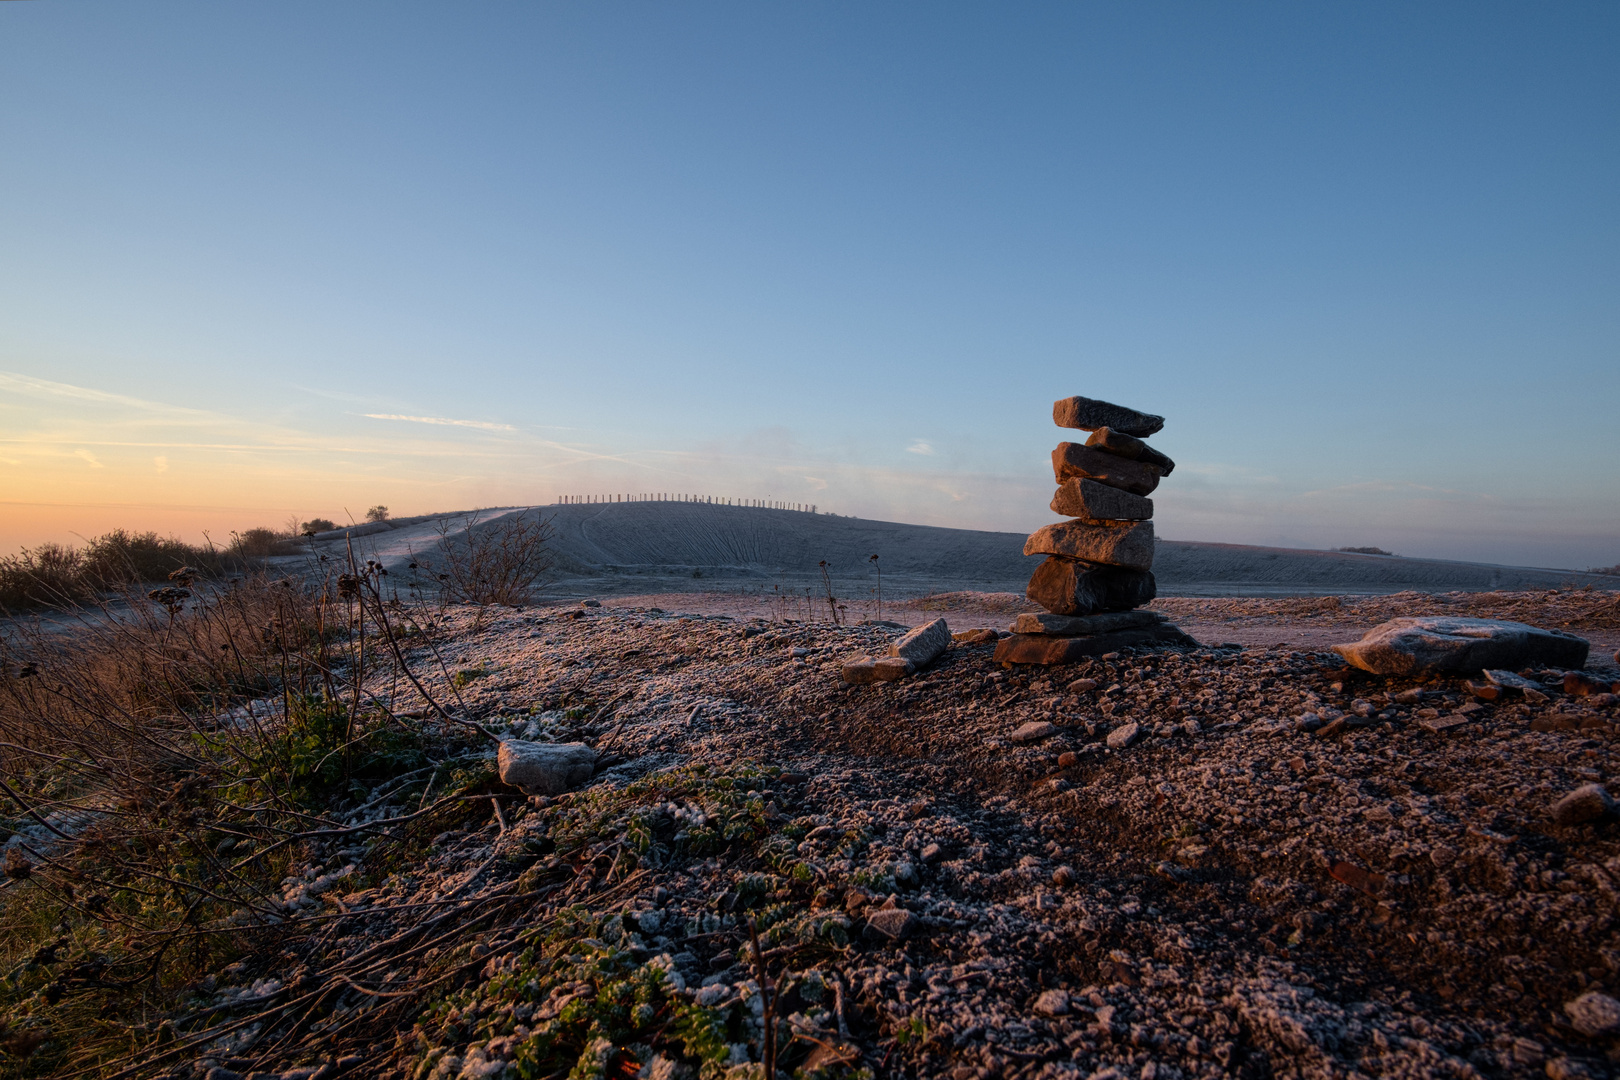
[301,518,338,536]
[0,530,238,611]
[1335,546,1395,556]
[230,526,289,558]
[365,505,390,523]
[422,510,556,617]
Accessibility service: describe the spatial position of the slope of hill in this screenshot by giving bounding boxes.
[291,502,1615,598]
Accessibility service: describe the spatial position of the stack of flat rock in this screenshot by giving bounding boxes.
[995,395,1198,665]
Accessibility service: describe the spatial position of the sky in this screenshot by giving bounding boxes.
[1,2,1617,569]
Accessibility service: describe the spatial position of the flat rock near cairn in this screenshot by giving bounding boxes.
[1026,557,1156,616]
[886,617,952,669]
[1013,609,1164,636]
[1052,443,1162,497]
[1024,519,1155,571]
[1050,478,1153,521]
[1332,616,1589,675]
[994,624,1196,665]
[1053,396,1165,438]
[498,741,597,796]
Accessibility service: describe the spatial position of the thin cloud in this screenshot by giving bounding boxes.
[154,456,169,473]
[906,440,934,456]
[363,413,516,432]
[74,449,104,469]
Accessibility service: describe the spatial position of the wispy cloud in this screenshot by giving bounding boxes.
[362,413,516,432]
[74,449,104,469]
[906,440,934,456]
[154,456,169,473]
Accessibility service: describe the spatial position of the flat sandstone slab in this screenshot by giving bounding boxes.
[1050,478,1154,521]
[1024,519,1155,571]
[994,623,1197,664]
[1053,395,1165,438]
[1332,616,1589,675]
[1052,442,1162,496]
[1013,609,1165,635]
[1026,557,1156,616]
[1085,427,1175,475]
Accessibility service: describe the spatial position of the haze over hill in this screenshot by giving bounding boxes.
[289,502,1616,600]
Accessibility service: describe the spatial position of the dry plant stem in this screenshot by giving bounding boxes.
[748,915,777,1080]
[362,578,497,743]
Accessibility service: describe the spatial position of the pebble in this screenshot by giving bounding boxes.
[1034,989,1070,1016]
[865,907,917,940]
[1009,721,1060,744]
[1552,784,1617,827]
[1564,991,1620,1037]
[1067,677,1099,693]
[1106,722,1141,749]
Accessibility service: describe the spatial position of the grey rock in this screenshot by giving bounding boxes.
[920,842,943,862]
[841,656,913,684]
[1106,722,1141,749]
[865,907,917,940]
[1034,989,1071,1016]
[1050,477,1154,521]
[1024,519,1155,571]
[1008,721,1060,744]
[891,862,919,888]
[1564,991,1620,1037]
[886,618,951,669]
[497,740,597,796]
[1483,668,1541,690]
[1553,784,1617,827]
[1026,557,1156,616]
[1052,442,1162,496]
[1084,427,1175,475]
[1053,395,1165,438]
[1013,610,1164,636]
[1330,617,1589,675]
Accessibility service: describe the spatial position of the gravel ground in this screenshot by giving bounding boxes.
[192,592,1620,1080]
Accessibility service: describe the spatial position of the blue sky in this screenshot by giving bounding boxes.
[2,2,1616,568]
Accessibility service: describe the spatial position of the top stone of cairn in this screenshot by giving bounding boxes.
[1053,395,1164,438]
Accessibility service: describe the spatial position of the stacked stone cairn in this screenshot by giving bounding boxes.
[994,395,1198,665]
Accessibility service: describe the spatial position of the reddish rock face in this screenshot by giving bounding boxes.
[1051,443,1162,496]
[1084,426,1176,475]
[1025,556,1156,616]
[1023,519,1155,571]
[1052,395,1165,438]
[1050,477,1154,520]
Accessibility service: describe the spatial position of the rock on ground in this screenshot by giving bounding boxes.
[885,617,952,669]
[1013,610,1164,635]
[496,740,597,796]
[1332,616,1589,674]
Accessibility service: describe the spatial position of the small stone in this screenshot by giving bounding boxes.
[1050,477,1154,521]
[1053,395,1165,438]
[920,843,943,863]
[1084,426,1175,474]
[892,861,919,888]
[1552,783,1617,827]
[1391,688,1425,705]
[1547,1056,1597,1080]
[1057,751,1079,767]
[1564,991,1620,1037]
[581,599,601,608]
[497,741,597,796]
[1024,519,1156,570]
[1009,721,1060,744]
[1429,845,1458,867]
[1034,989,1071,1016]
[950,628,999,644]
[1067,677,1100,692]
[1106,722,1141,749]
[1464,680,1500,700]
[1026,557,1157,617]
[1566,671,1617,697]
[1052,442,1162,496]
[1052,865,1076,886]
[1484,668,1541,690]
[886,618,952,669]
[865,907,917,940]
[1331,616,1589,675]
